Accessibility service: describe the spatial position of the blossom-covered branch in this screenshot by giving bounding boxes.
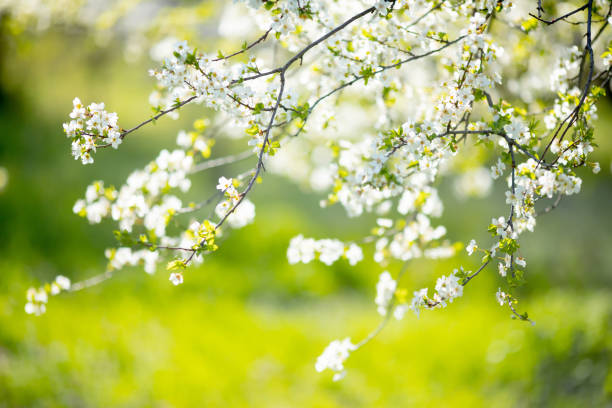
[22,0,612,383]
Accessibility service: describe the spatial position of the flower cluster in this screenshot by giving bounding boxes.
[63,98,121,164]
[314,337,356,382]
[67,119,260,287]
[287,235,363,266]
[375,271,396,316]
[496,288,507,306]
[73,146,193,234]
[147,40,286,157]
[105,247,159,274]
[25,275,71,315]
[214,177,256,229]
[406,269,465,317]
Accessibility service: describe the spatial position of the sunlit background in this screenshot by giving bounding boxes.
[1,2,612,407]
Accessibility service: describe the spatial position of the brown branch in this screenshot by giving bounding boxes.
[529,3,588,25]
[538,0,594,168]
[213,28,272,62]
[95,96,198,149]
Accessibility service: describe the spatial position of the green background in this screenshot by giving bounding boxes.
[1,11,612,408]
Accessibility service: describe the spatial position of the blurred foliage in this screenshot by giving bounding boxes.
[1,10,612,408]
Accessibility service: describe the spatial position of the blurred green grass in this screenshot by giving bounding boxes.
[2,271,611,407]
[0,19,611,408]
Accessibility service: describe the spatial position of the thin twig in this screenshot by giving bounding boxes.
[529,3,588,25]
[213,28,272,62]
[189,150,253,174]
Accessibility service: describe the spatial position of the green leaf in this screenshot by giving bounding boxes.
[113,230,136,247]
[499,238,519,255]
[359,66,375,86]
[167,259,187,271]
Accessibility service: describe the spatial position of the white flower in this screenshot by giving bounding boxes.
[466,239,477,255]
[34,289,48,304]
[409,288,428,317]
[491,159,506,180]
[216,176,233,192]
[169,272,184,285]
[70,97,85,118]
[24,286,50,315]
[504,119,532,144]
[376,218,393,228]
[375,271,396,316]
[25,302,45,315]
[373,0,389,15]
[55,275,71,290]
[176,130,192,148]
[394,304,409,320]
[491,216,507,237]
[25,302,36,314]
[397,190,417,215]
[140,250,159,274]
[515,256,526,268]
[332,371,346,382]
[592,162,600,174]
[315,337,356,380]
[434,271,463,303]
[498,262,507,277]
[496,288,506,306]
[85,183,99,203]
[345,244,363,266]
[287,235,316,264]
[317,239,344,266]
[73,199,86,215]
